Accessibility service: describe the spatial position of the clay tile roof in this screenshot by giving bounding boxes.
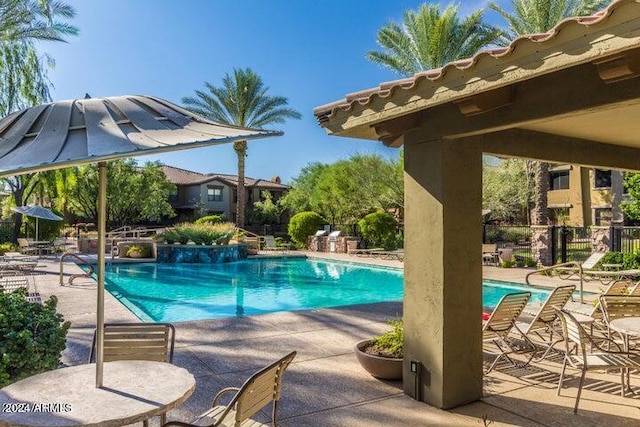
[161,165,289,189]
[313,1,624,125]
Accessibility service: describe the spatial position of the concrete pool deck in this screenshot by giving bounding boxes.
[25,254,640,426]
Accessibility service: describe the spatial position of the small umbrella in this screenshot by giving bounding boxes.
[0,95,281,387]
[11,205,63,241]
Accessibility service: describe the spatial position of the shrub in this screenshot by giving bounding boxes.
[500,259,516,268]
[358,212,398,250]
[598,250,640,270]
[368,318,403,358]
[288,212,326,247]
[194,215,223,225]
[0,243,15,255]
[0,289,70,387]
[160,222,236,245]
[126,244,152,258]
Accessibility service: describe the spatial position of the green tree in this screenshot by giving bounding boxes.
[482,158,532,223]
[182,68,301,229]
[281,154,404,225]
[489,0,609,225]
[622,173,640,221]
[367,3,502,77]
[249,190,283,225]
[66,160,176,228]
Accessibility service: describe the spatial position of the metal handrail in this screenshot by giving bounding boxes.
[59,252,95,286]
[526,261,584,303]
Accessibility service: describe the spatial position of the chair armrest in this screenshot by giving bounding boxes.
[212,387,241,406]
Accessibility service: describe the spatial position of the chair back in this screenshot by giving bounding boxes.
[234,351,297,425]
[629,281,640,296]
[16,238,30,250]
[264,235,276,247]
[484,292,531,337]
[530,285,575,326]
[482,243,497,254]
[582,252,606,269]
[556,308,590,357]
[604,279,631,296]
[89,323,175,363]
[599,295,640,325]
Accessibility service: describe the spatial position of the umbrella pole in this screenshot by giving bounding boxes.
[96,162,107,388]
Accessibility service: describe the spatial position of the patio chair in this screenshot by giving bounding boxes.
[483,292,534,372]
[599,294,640,348]
[163,351,297,427]
[90,323,176,426]
[16,238,38,256]
[482,243,499,265]
[554,308,640,413]
[515,285,576,361]
[262,235,286,252]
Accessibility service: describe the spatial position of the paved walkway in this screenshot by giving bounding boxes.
[25,254,640,426]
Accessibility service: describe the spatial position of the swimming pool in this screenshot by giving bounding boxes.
[100,258,551,322]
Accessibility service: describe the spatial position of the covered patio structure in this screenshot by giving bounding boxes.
[314,0,640,409]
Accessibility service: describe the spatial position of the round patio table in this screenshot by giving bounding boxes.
[609,317,640,351]
[0,360,195,427]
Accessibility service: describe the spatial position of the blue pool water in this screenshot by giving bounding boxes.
[99,258,551,322]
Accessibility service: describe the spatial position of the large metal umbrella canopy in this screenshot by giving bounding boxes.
[11,205,63,241]
[0,95,282,387]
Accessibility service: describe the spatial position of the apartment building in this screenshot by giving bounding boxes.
[547,165,627,226]
[161,165,289,223]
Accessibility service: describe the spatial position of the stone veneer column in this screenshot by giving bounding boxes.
[403,137,483,409]
[531,226,553,266]
[590,226,611,253]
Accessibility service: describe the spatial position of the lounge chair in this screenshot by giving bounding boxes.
[348,247,384,257]
[554,251,606,280]
[163,351,297,427]
[555,308,640,413]
[516,285,576,361]
[373,249,404,261]
[483,291,534,372]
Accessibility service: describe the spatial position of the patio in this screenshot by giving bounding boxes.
[23,255,640,426]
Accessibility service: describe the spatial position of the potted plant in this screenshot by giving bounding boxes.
[354,318,403,380]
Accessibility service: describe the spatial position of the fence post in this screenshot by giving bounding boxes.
[560,226,569,263]
[482,224,486,244]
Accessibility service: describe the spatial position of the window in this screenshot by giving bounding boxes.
[594,208,612,226]
[550,171,569,190]
[168,188,178,203]
[594,169,612,188]
[207,186,222,202]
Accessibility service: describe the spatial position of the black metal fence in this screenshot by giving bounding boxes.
[483,225,533,261]
[483,224,640,264]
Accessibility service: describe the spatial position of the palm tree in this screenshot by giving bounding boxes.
[490,0,609,225]
[182,68,301,228]
[367,3,503,77]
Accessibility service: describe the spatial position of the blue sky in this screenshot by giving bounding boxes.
[41,0,503,183]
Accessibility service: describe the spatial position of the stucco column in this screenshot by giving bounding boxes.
[403,137,483,408]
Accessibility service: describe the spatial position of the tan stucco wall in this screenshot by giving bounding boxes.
[403,137,483,408]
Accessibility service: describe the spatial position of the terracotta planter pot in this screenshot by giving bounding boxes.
[354,339,403,380]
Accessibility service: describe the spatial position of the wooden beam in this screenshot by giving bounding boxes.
[466,129,640,171]
[415,63,640,140]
